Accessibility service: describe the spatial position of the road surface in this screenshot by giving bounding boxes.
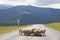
[0,24,60,40]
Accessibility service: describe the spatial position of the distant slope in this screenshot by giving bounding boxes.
[44,22,60,31]
[0,5,60,25]
[0,4,12,9]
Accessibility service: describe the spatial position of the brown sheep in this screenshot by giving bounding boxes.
[32,28,46,36]
[33,28,41,36]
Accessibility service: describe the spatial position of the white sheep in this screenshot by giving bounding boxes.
[19,28,32,36]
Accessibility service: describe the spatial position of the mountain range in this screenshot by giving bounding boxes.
[0,5,60,25]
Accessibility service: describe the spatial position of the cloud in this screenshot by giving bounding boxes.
[35,0,60,6]
[0,0,25,1]
[48,3,60,9]
[0,0,60,6]
[0,0,60,9]
[0,0,35,6]
[7,0,26,2]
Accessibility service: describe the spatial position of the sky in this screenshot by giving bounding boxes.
[0,0,60,9]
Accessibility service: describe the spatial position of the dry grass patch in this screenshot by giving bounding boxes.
[44,22,60,31]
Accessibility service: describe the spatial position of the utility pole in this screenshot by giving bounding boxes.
[17,19,19,26]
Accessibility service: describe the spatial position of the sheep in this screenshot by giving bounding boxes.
[19,28,38,36]
[39,29,46,36]
[19,28,26,36]
[32,28,41,36]
[19,28,32,36]
[19,28,23,35]
[19,28,46,36]
[32,28,46,36]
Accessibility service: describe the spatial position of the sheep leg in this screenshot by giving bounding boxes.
[27,33,31,36]
[24,32,27,36]
[43,32,45,36]
[19,30,21,35]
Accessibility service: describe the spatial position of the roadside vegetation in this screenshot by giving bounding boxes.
[44,22,60,31]
[0,24,30,34]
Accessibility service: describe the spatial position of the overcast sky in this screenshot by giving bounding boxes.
[0,0,60,9]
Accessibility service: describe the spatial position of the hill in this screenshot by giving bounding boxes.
[0,5,60,25]
[0,4,12,9]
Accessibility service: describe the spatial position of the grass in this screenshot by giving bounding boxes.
[0,25,30,34]
[44,22,60,31]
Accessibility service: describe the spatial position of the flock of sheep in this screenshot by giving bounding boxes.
[19,27,46,36]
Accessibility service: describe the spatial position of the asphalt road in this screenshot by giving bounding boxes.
[0,24,60,40]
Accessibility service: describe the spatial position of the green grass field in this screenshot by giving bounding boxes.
[0,25,29,34]
[44,22,60,31]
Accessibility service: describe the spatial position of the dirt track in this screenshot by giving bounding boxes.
[0,24,60,40]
